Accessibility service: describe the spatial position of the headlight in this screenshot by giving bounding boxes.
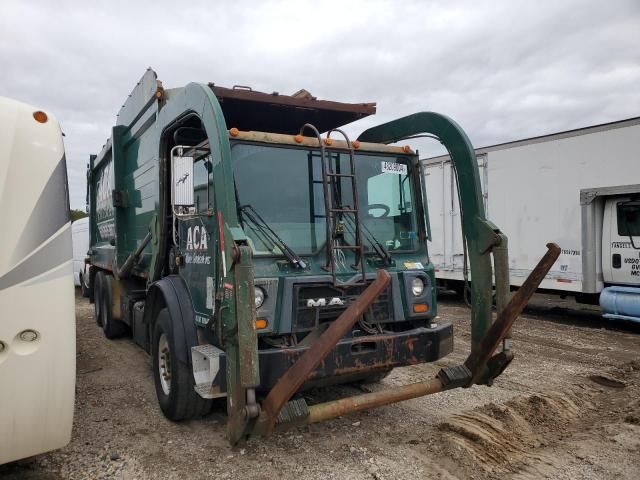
[411,277,425,297]
[254,287,266,309]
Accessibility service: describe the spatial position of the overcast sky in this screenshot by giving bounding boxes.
[1,0,639,209]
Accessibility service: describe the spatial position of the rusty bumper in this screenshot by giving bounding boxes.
[211,324,453,393]
[257,323,453,389]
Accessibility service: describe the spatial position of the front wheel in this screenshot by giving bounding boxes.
[151,308,212,421]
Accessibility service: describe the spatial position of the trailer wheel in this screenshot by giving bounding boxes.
[100,274,127,339]
[152,308,212,421]
[94,271,104,327]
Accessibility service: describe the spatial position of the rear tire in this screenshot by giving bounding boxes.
[152,308,212,421]
[94,271,104,327]
[100,274,127,339]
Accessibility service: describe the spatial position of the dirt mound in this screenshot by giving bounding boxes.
[432,362,640,479]
[435,390,592,475]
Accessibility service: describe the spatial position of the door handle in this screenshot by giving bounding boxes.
[612,253,621,269]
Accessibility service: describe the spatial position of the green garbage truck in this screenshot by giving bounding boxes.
[87,68,558,443]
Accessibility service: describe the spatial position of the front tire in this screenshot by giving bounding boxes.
[152,308,212,421]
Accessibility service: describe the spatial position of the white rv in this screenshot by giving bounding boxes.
[0,97,75,464]
[71,216,90,296]
[424,116,640,322]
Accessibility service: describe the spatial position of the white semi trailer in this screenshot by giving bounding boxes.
[424,116,640,322]
[0,97,75,464]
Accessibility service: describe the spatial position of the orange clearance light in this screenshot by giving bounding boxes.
[413,303,429,313]
[324,137,333,146]
[402,145,411,153]
[33,111,48,123]
[294,134,304,143]
[229,127,240,137]
[255,319,268,330]
[352,140,361,149]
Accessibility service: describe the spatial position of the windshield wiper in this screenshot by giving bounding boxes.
[238,204,308,269]
[342,214,392,265]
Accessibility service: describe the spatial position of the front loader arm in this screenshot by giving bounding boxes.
[358,112,505,355]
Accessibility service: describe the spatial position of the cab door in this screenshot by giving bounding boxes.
[602,198,640,285]
[174,153,217,326]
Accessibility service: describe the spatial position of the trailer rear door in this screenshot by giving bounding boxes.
[424,156,487,279]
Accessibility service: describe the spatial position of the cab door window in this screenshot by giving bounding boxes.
[617,201,640,237]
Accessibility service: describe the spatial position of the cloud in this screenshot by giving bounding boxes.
[1,0,638,208]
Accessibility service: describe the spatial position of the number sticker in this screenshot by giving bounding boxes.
[404,262,424,269]
[381,161,407,175]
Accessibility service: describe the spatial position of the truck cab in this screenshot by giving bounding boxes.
[599,195,640,321]
[171,126,448,391]
[602,197,640,285]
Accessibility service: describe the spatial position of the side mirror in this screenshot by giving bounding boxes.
[171,151,194,208]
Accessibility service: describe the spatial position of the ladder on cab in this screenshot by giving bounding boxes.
[299,124,366,286]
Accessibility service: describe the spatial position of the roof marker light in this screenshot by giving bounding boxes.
[33,111,48,123]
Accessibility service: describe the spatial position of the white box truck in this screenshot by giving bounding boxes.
[71,216,90,296]
[424,116,640,322]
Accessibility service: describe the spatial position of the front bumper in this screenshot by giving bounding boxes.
[212,323,453,391]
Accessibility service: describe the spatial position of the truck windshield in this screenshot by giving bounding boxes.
[231,143,418,257]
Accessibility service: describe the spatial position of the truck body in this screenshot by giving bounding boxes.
[0,97,75,464]
[87,69,548,442]
[424,117,640,322]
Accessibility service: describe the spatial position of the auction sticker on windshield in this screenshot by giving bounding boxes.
[382,161,407,175]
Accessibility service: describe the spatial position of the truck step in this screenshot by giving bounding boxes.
[194,383,225,399]
[191,344,226,399]
[276,398,309,424]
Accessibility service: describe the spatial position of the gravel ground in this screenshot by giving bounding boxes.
[2,292,639,480]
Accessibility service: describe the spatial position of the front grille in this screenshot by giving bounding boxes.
[292,282,393,333]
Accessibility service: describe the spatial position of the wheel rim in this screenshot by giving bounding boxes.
[158,333,171,395]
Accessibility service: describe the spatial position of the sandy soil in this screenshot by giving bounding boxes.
[2,292,639,480]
